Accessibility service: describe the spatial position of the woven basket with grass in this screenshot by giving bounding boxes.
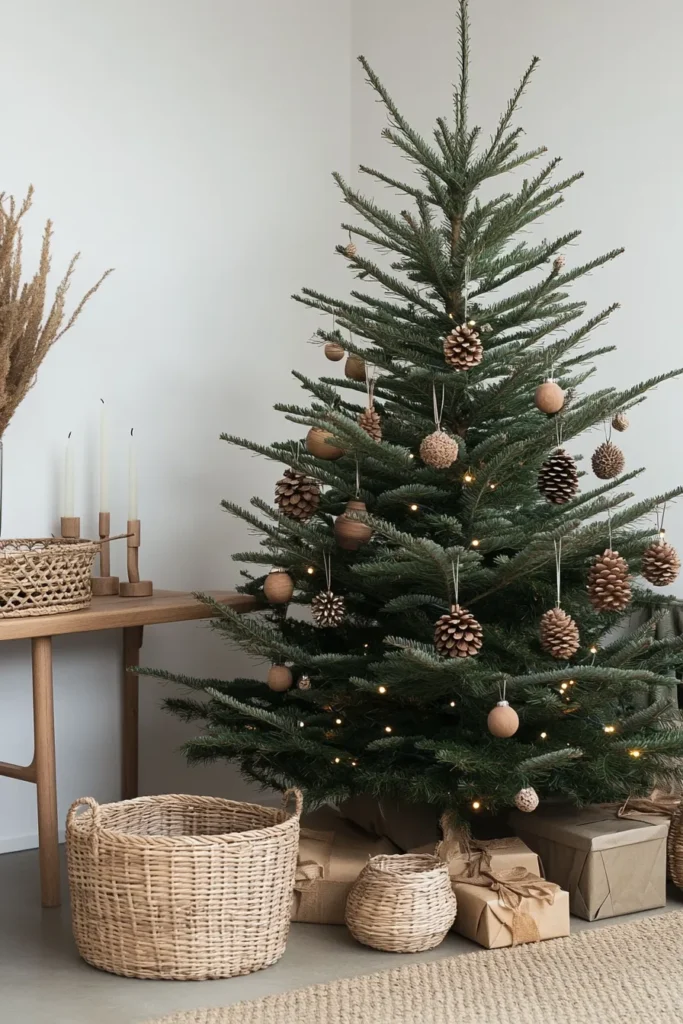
[0,537,99,617]
[345,853,457,953]
[67,789,303,980]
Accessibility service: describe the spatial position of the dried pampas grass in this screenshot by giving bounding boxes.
[0,185,112,436]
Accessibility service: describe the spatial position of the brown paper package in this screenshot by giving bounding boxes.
[411,835,542,881]
[509,805,668,921]
[292,805,399,924]
[454,882,570,948]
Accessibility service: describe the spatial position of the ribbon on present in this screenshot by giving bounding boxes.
[292,828,334,920]
[617,790,681,822]
[452,866,560,945]
[436,814,523,877]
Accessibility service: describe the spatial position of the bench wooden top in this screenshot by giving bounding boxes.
[0,590,257,641]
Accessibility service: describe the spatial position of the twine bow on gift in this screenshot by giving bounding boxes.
[617,791,681,821]
[437,814,521,877]
[453,866,560,945]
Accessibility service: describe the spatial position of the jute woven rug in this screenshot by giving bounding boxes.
[147,911,683,1024]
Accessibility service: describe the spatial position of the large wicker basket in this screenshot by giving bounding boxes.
[0,537,98,617]
[345,853,457,953]
[67,790,302,980]
[667,804,683,887]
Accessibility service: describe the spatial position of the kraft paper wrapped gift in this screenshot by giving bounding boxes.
[509,805,669,921]
[453,867,570,948]
[292,807,399,924]
[411,827,542,880]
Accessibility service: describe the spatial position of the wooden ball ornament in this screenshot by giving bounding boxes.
[324,342,345,361]
[487,700,519,738]
[334,499,373,551]
[534,381,565,415]
[267,665,293,692]
[306,426,344,460]
[263,568,294,604]
[344,354,366,382]
[514,787,539,813]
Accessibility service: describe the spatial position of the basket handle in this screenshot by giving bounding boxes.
[282,788,303,818]
[67,796,101,832]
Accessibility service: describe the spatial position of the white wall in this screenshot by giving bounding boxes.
[0,0,351,850]
[351,0,683,543]
[3,0,683,852]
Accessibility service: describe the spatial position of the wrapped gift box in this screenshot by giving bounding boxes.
[412,834,542,881]
[509,805,669,921]
[453,867,570,948]
[292,806,399,924]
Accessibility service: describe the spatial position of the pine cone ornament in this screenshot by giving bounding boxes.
[275,469,321,522]
[443,322,483,371]
[538,449,579,505]
[311,590,346,628]
[612,411,629,432]
[344,241,357,257]
[359,406,382,442]
[592,441,625,480]
[514,787,539,813]
[552,255,566,273]
[641,540,681,587]
[297,674,312,690]
[540,607,580,660]
[587,549,632,612]
[419,429,459,469]
[434,604,483,659]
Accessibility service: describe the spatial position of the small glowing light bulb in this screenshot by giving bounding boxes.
[409,503,419,512]
[604,725,615,734]
[472,800,481,811]
[540,732,548,739]
[489,483,496,490]
[560,682,568,691]
[449,701,456,708]
[335,718,342,725]
[464,472,474,483]
[629,749,641,758]
[471,538,480,548]
[590,645,598,655]
[306,566,315,575]
[378,685,387,694]
[351,760,357,767]
[364,643,369,649]
[468,320,476,327]
[298,721,305,728]
[568,679,576,686]
[384,725,392,733]
[408,453,415,460]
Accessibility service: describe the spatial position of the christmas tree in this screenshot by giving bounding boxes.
[152,0,683,818]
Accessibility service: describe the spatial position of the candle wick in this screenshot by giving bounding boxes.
[130,428,134,437]
[67,431,72,439]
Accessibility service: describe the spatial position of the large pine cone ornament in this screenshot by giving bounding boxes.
[311,589,346,628]
[359,406,382,442]
[587,549,631,612]
[443,323,483,371]
[275,469,321,522]
[419,430,459,469]
[434,604,483,658]
[538,449,579,504]
[539,607,580,660]
[592,441,625,480]
[641,540,681,587]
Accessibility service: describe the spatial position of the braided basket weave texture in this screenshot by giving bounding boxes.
[0,537,98,616]
[67,791,302,980]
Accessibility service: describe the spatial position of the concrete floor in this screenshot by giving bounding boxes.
[2,847,682,1024]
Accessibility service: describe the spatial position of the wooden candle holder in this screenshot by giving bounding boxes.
[60,516,80,540]
[119,519,153,597]
[91,512,120,596]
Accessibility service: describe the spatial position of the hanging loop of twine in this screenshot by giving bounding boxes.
[365,367,376,411]
[323,551,332,592]
[432,382,445,431]
[451,556,460,607]
[607,507,613,551]
[463,257,471,319]
[553,538,562,607]
[355,457,361,500]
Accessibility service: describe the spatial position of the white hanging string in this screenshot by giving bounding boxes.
[603,418,611,444]
[553,539,562,607]
[607,506,613,551]
[497,677,507,703]
[554,414,563,449]
[451,556,460,606]
[463,257,471,320]
[656,501,667,539]
[432,382,445,431]
[365,367,376,410]
[323,551,332,592]
[355,457,361,500]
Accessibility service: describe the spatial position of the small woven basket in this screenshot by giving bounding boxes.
[0,537,98,617]
[67,789,302,980]
[667,804,683,887]
[345,853,457,953]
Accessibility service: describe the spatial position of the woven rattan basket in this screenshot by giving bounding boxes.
[67,790,302,980]
[0,537,98,617]
[345,853,457,953]
[667,804,683,887]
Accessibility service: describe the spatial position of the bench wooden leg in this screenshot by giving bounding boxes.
[122,625,143,800]
[32,635,59,908]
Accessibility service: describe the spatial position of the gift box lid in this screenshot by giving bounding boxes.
[509,805,668,852]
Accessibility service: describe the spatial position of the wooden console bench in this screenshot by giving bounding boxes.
[0,590,256,907]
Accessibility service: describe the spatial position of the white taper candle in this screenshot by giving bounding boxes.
[128,428,138,520]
